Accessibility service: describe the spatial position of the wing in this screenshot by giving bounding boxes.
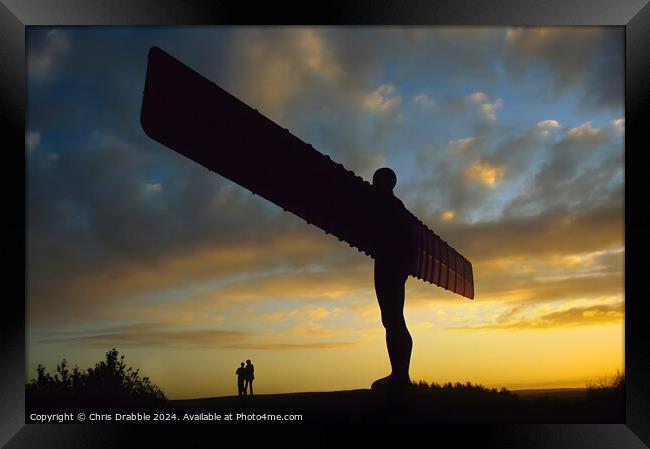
[409,215,474,299]
[140,46,474,300]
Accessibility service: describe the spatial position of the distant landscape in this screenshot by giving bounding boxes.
[512,387,589,400]
[165,381,623,424]
[26,349,624,424]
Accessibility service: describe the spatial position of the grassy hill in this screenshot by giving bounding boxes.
[166,383,623,424]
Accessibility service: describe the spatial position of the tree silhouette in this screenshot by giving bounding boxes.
[26,348,165,411]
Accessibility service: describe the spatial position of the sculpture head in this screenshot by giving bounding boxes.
[372,167,397,194]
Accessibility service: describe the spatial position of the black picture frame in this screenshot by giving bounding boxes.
[1,0,648,447]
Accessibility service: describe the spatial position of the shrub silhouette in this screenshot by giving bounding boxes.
[586,370,625,392]
[404,380,525,421]
[26,348,165,411]
[403,378,624,423]
[584,370,625,419]
[414,380,516,397]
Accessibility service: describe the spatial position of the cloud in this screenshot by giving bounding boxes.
[499,122,621,219]
[258,306,335,323]
[362,84,400,112]
[535,120,561,137]
[405,243,623,308]
[413,94,434,108]
[441,203,623,264]
[307,307,331,321]
[28,124,361,325]
[448,137,477,153]
[191,267,371,305]
[536,120,560,130]
[611,117,624,132]
[504,27,623,112]
[441,210,456,221]
[298,29,344,80]
[220,341,357,350]
[567,122,605,141]
[26,28,624,355]
[28,29,70,79]
[465,91,502,120]
[464,161,506,188]
[26,131,40,150]
[222,28,405,178]
[454,302,623,330]
[225,28,351,121]
[28,227,363,325]
[439,92,503,124]
[33,322,249,349]
[143,182,162,192]
[32,322,360,350]
[408,257,622,307]
[291,323,343,337]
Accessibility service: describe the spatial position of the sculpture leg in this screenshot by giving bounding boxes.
[373,259,412,388]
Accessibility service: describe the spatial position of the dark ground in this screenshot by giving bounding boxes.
[164,387,624,424]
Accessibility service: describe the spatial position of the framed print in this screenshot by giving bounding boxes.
[1,0,648,447]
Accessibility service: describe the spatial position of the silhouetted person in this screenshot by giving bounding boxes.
[370,167,415,391]
[244,359,255,396]
[236,362,246,397]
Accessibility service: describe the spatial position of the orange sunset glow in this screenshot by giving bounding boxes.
[27,26,623,399]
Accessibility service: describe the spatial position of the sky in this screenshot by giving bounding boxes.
[26,26,624,399]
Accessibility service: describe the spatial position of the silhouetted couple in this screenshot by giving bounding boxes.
[236,359,255,397]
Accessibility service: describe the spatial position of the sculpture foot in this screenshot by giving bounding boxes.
[371,374,413,391]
